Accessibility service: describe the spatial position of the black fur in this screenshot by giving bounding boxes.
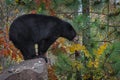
[9,14,76,61]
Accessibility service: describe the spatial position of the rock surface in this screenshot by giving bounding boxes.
[0,58,48,80]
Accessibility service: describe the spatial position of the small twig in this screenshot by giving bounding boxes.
[103,29,117,40]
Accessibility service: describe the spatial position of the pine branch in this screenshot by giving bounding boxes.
[108,11,120,17]
[102,47,114,79]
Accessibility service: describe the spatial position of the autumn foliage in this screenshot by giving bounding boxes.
[33,0,55,16]
[1,0,120,79]
[0,26,23,62]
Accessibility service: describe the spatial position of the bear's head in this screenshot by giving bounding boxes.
[61,21,77,41]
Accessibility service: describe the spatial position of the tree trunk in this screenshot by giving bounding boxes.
[82,0,90,51]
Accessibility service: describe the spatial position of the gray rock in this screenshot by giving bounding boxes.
[0,58,48,80]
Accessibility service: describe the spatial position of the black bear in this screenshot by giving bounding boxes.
[9,14,76,62]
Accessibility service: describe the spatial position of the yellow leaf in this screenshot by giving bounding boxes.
[0,66,3,71]
[57,37,66,43]
[83,49,90,57]
[16,55,23,63]
[93,59,99,68]
[94,43,108,55]
[14,9,19,14]
[72,61,82,70]
[87,60,93,68]
[94,61,99,68]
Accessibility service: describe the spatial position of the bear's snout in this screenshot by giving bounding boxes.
[73,35,79,43]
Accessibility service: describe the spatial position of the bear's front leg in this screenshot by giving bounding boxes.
[38,38,57,63]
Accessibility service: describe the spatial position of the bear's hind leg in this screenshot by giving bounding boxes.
[19,43,36,60]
